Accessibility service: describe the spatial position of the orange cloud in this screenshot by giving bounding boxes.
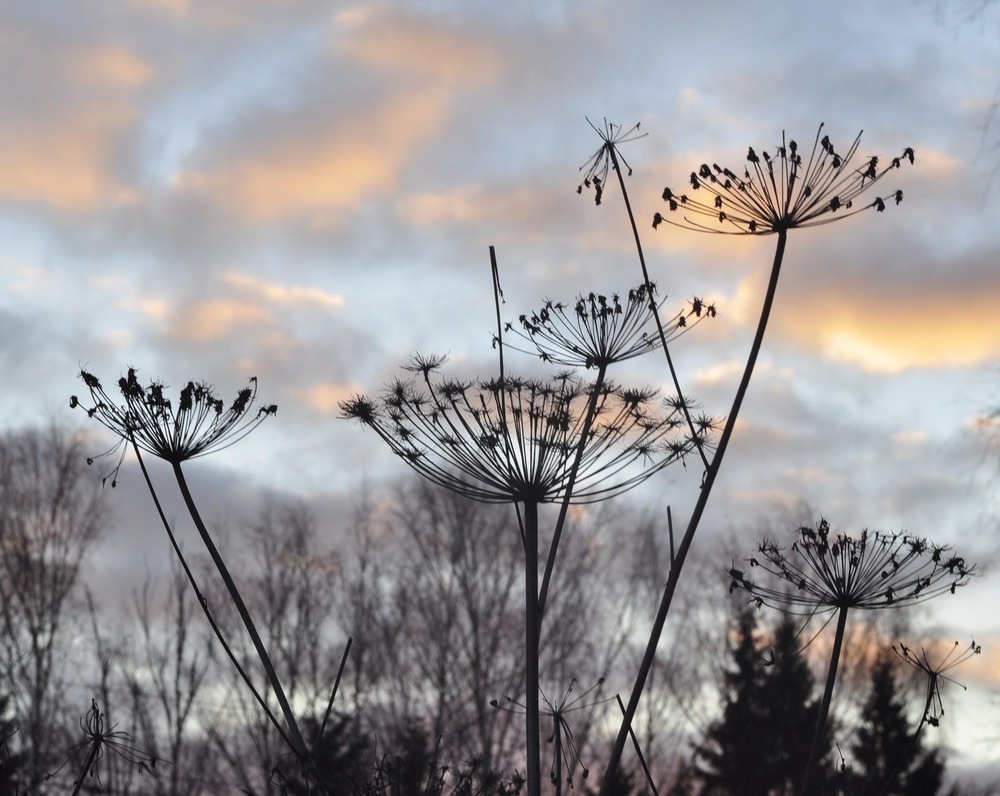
[170,299,273,342]
[223,272,345,309]
[297,382,358,414]
[400,184,551,230]
[334,5,501,86]
[126,0,189,15]
[181,89,448,221]
[0,108,137,211]
[75,45,153,90]
[0,40,148,211]
[775,288,1000,373]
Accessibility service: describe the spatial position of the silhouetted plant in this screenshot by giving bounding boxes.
[894,638,981,729]
[505,284,712,371]
[72,369,312,765]
[72,368,275,484]
[62,700,155,796]
[651,124,912,235]
[727,519,974,794]
[343,355,714,796]
[491,677,612,795]
[598,124,915,792]
[342,362,709,506]
[847,654,946,796]
[503,283,716,617]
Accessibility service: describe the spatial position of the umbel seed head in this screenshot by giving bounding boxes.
[653,124,913,234]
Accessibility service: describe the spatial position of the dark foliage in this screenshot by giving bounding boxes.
[687,610,835,796]
[845,656,944,796]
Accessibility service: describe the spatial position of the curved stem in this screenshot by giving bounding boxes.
[172,461,309,761]
[131,441,289,747]
[601,229,788,792]
[608,144,710,471]
[801,604,849,796]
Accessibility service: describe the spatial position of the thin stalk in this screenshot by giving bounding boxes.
[617,695,660,796]
[131,442,288,747]
[491,245,505,384]
[70,738,102,796]
[608,144,709,471]
[801,604,849,796]
[524,499,542,796]
[875,701,931,796]
[554,714,562,796]
[171,461,309,761]
[601,229,789,792]
[537,362,608,621]
[319,637,353,741]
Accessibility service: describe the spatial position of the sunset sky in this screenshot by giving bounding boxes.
[2,0,999,780]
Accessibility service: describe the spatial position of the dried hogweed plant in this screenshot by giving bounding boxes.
[56,700,156,796]
[72,369,314,766]
[728,519,974,794]
[894,638,982,729]
[502,283,716,612]
[342,351,715,796]
[490,676,612,796]
[505,283,713,371]
[593,123,915,792]
[343,234,717,796]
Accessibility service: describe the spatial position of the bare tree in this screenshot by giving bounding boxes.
[340,478,640,785]
[0,424,109,788]
[117,557,214,796]
[207,500,343,794]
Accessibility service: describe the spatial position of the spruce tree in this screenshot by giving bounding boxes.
[848,656,944,796]
[691,610,833,796]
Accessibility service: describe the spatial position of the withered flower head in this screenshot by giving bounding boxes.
[504,284,715,370]
[491,677,610,788]
[728,519,973,614]
[73,368,276,479]
[893,638,981,727]
[577,118,646,205]
[652,124,913,234]
[67,700,156,793]
[340,355,713,504]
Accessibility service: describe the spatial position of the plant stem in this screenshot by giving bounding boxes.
[538,362,607,622]
[70,738,102,796]
[132,442,289,747]
[172,461,309,761]
[601,229,788,792]
[801,604,849,796]
[607,144,709,471]
[554,714,562,796]
[524,499,541,796]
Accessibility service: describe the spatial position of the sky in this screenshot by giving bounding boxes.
[2,0,1000,782]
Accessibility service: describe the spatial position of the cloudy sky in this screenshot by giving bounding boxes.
[2,0,1000,778]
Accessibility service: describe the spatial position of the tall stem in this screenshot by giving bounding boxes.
[537,362,607,621]
[70,737,102,796]
[601,229,788,792]
[132,443,288,746]
[172,461,309,761]
[801,604,849,796]
[608,145,709,471]
[524,499,542,796]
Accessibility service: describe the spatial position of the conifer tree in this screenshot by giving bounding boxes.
[848,656,944,796]
[690,610,834,796]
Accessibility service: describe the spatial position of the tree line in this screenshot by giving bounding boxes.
[0,424,980,794]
